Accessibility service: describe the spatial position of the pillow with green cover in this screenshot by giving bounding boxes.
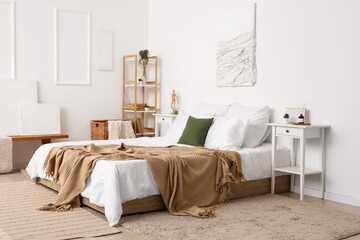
[177,116,214,146]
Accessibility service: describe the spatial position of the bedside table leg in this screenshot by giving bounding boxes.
[155,122,159,137]
[320,128,326,199]
[290,138,296,192]
[299,134,305,200]
[271,127,276,194]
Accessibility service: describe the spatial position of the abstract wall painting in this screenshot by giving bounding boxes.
[216,2,257,87]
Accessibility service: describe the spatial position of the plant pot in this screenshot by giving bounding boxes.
[144,107,149,111]
[284,118,290,124]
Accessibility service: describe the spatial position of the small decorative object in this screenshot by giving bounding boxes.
[283,113,290,124]
[297,103,306,124]
[285,106,307,124]
[138,78,143,85]
[139,49,150,81]
[298,114,305,124]
[174,109,179,115]
[170,89,179,114]
[144,104,149,111]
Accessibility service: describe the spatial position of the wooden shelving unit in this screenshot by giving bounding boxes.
[122,54,158,137]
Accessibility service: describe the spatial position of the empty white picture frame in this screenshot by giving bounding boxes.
[54,8,91,85]
[20,103,61,135]
[0,1,16,79]
[98,29,114,71]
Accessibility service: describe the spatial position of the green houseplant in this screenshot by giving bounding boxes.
[283,113,290,124]
[139,50,150,81]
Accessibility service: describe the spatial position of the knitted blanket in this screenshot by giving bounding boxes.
[0,136,12,173]
[40,144,244,218]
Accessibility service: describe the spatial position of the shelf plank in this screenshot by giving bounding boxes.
[136,132,155,136]
[124,110,156,113]
[274,166,321,175]
[10,134,69,141]
[125,84,158,88]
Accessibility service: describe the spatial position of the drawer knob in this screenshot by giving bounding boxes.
[286,129,290,133]
[162,118,165,121]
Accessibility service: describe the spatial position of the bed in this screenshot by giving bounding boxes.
[26,136,291,226]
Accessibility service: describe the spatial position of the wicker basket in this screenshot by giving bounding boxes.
[91,119,125,140]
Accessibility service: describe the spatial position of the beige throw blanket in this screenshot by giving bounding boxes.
[108,120,135,139]
[40,144,244,217]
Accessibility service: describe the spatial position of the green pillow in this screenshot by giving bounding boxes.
[178,116,214,146]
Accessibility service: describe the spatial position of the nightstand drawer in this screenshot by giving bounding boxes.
[276,127,303,137]
[157,116,173,124]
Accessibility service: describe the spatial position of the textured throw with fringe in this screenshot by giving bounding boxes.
[40,143,244,218]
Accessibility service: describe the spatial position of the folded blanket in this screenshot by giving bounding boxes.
[108,120,135,139]
[40,144,244,218]
[0,136,12,174]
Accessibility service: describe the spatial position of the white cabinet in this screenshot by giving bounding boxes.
[268,123,330,200]
[153,114,177,137]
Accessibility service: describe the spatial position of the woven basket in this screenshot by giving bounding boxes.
[91,119,125,140]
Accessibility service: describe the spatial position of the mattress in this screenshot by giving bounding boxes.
[26,137,291,226]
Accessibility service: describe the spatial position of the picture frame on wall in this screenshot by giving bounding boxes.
[285,107,307,123]
[54,8,91,86]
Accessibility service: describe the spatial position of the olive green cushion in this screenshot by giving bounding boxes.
[178,116,214,146]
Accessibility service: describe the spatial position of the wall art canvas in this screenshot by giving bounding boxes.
[0,80,37,135]
[216,2,257,87]
[0,80,61,136]
[20,103,60,135]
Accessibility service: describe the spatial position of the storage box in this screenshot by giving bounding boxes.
[91,119,124,140]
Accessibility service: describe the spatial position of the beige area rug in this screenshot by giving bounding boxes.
[0,181,120,240]
[120,194,360,240]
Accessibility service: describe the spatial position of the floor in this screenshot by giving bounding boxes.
[1,171,359,240]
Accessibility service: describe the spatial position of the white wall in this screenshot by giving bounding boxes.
[11,0,148,168]
[149,0,360,204]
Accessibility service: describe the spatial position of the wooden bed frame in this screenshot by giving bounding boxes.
[35,175,290,215]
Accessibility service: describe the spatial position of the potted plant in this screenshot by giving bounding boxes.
[283,113,290,124]
[139,50,150,82]
[144,104,149,111]
[138,78,143,85]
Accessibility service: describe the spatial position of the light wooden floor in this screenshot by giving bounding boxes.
[1,172,359,240]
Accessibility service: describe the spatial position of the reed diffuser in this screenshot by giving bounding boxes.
[298,103,305,124]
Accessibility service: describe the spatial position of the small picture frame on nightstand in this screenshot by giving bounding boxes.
[285,107,307,123]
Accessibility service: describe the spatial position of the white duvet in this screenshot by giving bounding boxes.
[26,137,290,226]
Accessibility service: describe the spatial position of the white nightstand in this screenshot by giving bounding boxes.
[153,114,177,137]
[268,123,330,200]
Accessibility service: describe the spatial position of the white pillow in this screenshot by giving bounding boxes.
[165,111,214,141]
[258,126,271,145]
[226,104,269,148]
[195,102,230,116]
[205,117,249,150]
